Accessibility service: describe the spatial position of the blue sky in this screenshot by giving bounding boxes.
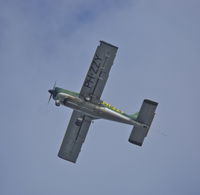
[1,0,200,194]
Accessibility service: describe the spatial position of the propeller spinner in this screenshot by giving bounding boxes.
[48,82,56,103]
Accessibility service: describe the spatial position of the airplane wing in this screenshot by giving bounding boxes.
[58,110,92,163]
[79,41,118,103]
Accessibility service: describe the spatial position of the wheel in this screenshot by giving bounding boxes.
[75,117,83,126]
[55,100,60,106]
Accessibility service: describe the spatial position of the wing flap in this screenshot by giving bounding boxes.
[58,111,92,163]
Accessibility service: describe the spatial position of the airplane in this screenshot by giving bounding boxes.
[48,41,158,163]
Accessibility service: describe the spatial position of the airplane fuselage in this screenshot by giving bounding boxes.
[54,89,140,126]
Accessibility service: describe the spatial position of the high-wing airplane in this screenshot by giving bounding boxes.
[48,41,158,163]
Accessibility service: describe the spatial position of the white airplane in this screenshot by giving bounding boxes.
[48,41,158,163]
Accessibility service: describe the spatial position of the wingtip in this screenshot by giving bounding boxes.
[57,152,77,163]
[100,40,118,49]
[128,139,143,146]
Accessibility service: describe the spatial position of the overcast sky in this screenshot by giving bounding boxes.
[1,0,200,194]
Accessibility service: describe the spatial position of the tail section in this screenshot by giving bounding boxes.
[129,99,158,146]
[129,112,139,120]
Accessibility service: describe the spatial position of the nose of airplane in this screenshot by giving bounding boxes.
[48,89,54,94]
[48,89,56,103]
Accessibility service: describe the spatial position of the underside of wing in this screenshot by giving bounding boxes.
[79,41,118,103]
[58,110,92,163]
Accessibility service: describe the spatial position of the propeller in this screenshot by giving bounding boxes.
[48,82,56,103]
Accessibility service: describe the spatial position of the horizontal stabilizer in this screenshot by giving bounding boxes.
[129,99,158,146]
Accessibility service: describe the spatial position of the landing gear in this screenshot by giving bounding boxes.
[75,117,83,126]
[84,96,91,101]
[55,100,60,106]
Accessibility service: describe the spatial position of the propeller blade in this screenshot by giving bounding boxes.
[53,81,56,90]
[48,82,56,104]
[48,94,52,104]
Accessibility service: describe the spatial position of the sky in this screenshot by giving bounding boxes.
[1,0,200,194]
